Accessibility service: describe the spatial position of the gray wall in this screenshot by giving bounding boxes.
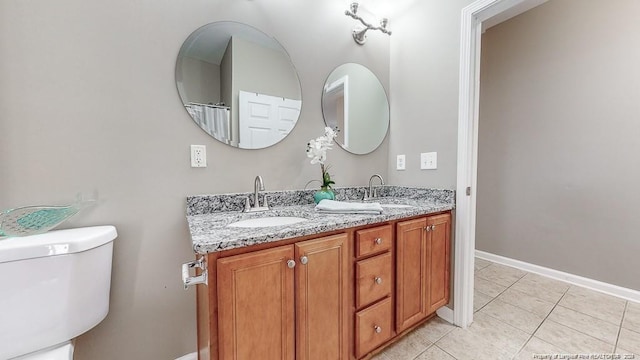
[178,56,220,104]
[388,0,475,189]
[477,0,640,290]
[0,0,389,359]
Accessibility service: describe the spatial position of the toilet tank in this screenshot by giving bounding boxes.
[0,226,117,359]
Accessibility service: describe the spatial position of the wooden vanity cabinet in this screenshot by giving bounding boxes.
[215,233,349,360]
[196,211,452,360]
[395,213,451,333]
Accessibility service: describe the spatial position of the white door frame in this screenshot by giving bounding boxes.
[454,0,547,328]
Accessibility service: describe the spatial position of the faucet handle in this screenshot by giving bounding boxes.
[243,197,251,212]
[262,195,270,209]
[362,189,369,201]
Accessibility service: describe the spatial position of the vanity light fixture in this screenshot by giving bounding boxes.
[344,2,391,45]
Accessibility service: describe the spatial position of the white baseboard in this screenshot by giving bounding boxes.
[175,352,197,360]
[476,250,640,303]
[436,306,454,324]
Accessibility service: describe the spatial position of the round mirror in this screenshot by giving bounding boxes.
[176,22,302,149]
[321,63,390,155]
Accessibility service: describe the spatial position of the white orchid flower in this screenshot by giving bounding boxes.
[306,127,339,192]
[324,127,337,141]
[306,128,338,165]
[306,139,327,164]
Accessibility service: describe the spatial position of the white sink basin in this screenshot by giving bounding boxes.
[228,216,308,228]
[380,204,414,209]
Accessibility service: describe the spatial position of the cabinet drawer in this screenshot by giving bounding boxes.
[356,225,392,258]
[355,297,393,358]
[355,252,392,309]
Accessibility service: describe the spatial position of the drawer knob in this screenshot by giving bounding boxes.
[300,256,308,265]
[424,226,430,232]
[374,237,383,245]
[374,277,383,285]
[374,325,382,334]
[287,260,296,269]
[431,225,436,231]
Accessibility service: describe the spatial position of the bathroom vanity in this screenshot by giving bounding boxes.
[185,187,454,360]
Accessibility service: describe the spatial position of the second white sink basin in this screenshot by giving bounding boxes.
[228,216,308,228]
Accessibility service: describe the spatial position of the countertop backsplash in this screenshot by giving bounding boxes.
[186,185,455,216]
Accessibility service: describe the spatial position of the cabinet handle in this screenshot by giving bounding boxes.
[287,260,296,269]
[374,237,383,245]
[431,225,436,231]
[374,277,383,285]
[300,256,308,265]
[424,226,430,232]
[374,325,382,334]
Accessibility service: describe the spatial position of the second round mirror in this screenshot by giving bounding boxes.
[321,63,389,155]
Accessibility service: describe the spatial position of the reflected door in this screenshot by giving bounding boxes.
[238,91,301,148]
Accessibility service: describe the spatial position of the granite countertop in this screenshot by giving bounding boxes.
[186,186,455,254]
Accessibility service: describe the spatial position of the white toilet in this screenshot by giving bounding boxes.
[0,226,117,360]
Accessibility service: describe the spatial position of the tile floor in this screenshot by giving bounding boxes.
[372,257,640,360]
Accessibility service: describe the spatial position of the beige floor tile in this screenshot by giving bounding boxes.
[623,301,640,332]
[546,305,619,344]
[436,312,529,360]
[475,257,493,271]
[476,263,527,287]
[497,287,556,317]
[618,328,640,355]
[414,345,456,360]
[558,286,627,325]
[534,320,614,353]
[369,353,390,360]
[480,299,546,334]
[614,347,638,357]
[474,290,493,312]
[380,327,433,359]
[412,316,456,343]
[510,273,569,304]
[514,337,567,360]
[475,275,508,297]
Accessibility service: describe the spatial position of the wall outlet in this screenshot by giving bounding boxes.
[420,152,437,170]
[190,145,207,167]
[396,154,406,170]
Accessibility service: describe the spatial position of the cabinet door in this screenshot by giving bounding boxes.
[427,213,451,313]
[295,233,350,360]
[217,245,295,360]
[396,218,428,332]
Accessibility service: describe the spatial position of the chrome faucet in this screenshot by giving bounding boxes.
[244,175,269,212]
[363,174,385,201]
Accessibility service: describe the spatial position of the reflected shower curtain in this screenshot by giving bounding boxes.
[186,104,231,144]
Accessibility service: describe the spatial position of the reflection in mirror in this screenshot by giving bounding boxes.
[321,63,389,155]
[176,22,302,149]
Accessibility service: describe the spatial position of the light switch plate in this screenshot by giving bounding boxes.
[396,155,406,170]
[191,145,207,167]
[420,152,437,170]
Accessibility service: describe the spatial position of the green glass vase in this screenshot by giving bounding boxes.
[313,188,335,204]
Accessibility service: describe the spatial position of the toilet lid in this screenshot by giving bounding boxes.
[0,225,116,263]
